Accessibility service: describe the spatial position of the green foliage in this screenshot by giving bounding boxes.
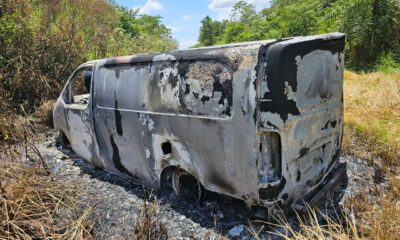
[197,1,263,46]
[115,7,177,55]
[341,0,400,68]
[0,0,178,113]
[196,0,400,71]
[197,16,226,46]
[376,51,400,74]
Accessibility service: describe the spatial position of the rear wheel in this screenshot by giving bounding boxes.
[171,168,205,202]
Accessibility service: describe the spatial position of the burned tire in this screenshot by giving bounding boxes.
[56,130,70,148]
[171,168,205,202]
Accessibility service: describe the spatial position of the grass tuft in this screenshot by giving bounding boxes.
[270,209,360,240]
[133,200,168,240]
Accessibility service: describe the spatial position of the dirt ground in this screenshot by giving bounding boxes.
[35,130,387,239]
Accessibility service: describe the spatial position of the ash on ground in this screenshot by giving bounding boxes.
[35,132,386,239]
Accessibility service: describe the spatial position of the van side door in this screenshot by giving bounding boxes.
[63,64,102,168]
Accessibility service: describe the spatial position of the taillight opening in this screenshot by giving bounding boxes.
[257,132,281,184]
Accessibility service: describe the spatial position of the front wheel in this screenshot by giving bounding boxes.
[55,130,70,148]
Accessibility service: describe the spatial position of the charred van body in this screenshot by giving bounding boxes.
[53,33,347,211]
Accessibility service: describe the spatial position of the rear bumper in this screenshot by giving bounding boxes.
[292,161,347,211]
[253,161,346,219]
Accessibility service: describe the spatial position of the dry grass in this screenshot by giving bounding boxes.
[343,70,400,168]
[341,70,400,238]
[132,200,168,240]
[0,113,36,143]
[0,100,55,143]
[251,178,400,240]
[0,147,95,239]
[269,187,400,240]
[345,176,400,240]
[32,100,56,128]
[263,208,360,240]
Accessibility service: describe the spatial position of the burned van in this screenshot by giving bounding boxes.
[53,33,347,212]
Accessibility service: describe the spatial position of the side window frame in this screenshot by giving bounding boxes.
[61,64,95,106]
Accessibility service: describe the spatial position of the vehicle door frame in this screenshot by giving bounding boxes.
[63,62,103,168]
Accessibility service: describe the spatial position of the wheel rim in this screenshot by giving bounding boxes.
[171,168,204,201]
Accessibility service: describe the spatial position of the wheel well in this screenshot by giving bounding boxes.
[160,165,205,201]
[159,165,201,189]
[160,166,175,182]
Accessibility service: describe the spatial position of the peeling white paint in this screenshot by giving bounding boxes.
[153,53,176,61]
[138,113,155,131]
[158,66,181,110]
[248,69,257,111]
[145,148,151,159]
[284,82,296,100]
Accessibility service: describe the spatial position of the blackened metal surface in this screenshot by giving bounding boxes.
[110,135,132,177]
[53,33,346,210]
[261,35,346,121]
[114,93,123,136]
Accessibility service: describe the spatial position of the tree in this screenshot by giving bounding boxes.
[197,16,225,46]
[0,0,178,113]
[196,0,400,70]
[230,0,256,24]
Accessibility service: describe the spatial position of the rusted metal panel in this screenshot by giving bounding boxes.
[53,33,346,210]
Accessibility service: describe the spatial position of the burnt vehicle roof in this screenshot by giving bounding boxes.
[98,32,345,67]
[101,40,274,67]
